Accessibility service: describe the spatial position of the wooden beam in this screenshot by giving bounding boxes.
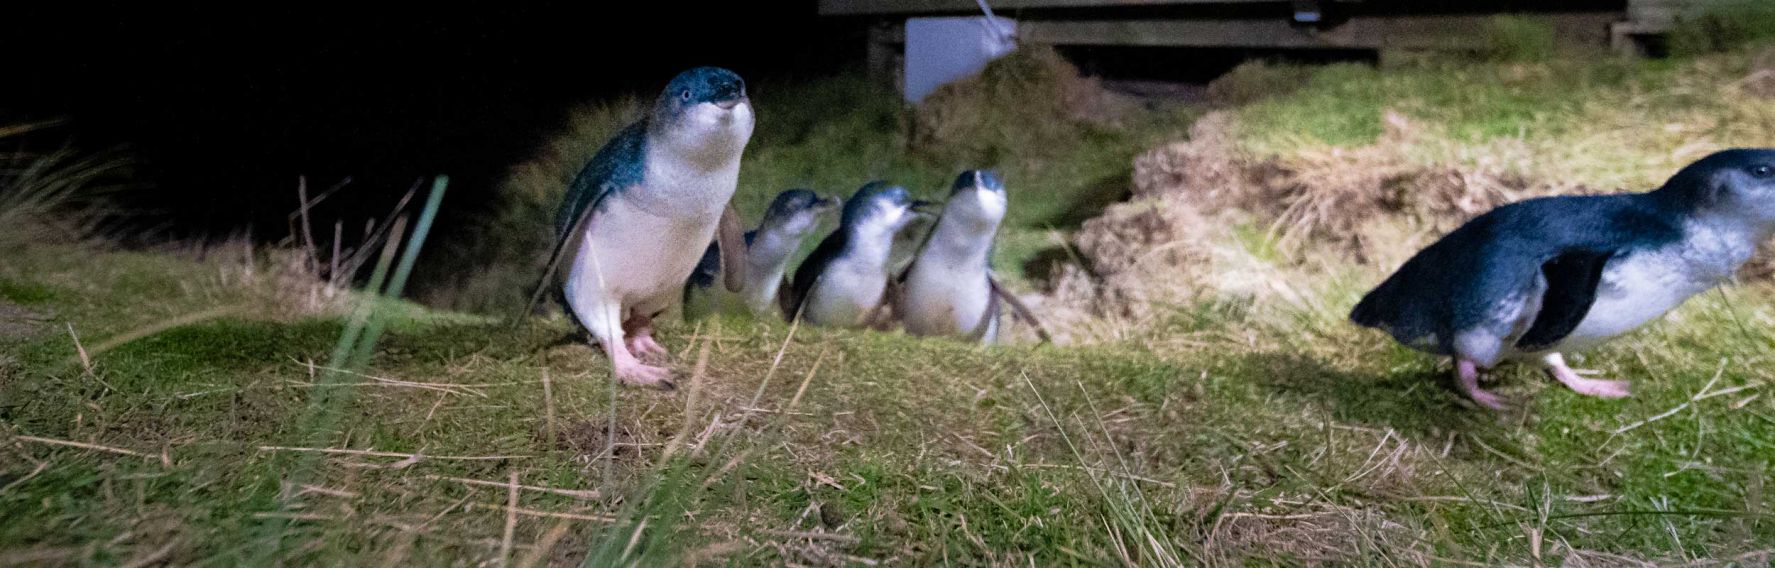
[1017,12,1620,50]
[818,0,1283,17]
[1022,18,1376,48]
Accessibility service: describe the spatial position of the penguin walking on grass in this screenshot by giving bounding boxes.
[1351,148,1775,409]
[893,170,1050,344]
[785,182,932,327]
[527,67,755,389]
[684,189,840,319]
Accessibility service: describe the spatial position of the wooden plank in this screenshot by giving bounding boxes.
[818,0,1282,17]
[1021,18,1381,48]
[1628,0,1739,28]
[1017,13,1619,50]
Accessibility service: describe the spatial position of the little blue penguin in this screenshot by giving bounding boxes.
[527,67,755,389]
[1351,148,1775,409]
[893,170,1048,344]
[784,181,931,327]
[683,189,841,319]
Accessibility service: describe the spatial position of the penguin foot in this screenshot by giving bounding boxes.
[1548,367,1631,398]
[1455,359,1508,410]
[1542,353,1630,399]
[625,335,669,362]
[613,360,676,391]
[620,313,666,361]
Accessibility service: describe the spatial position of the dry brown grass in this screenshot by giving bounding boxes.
[1044,93,1732,339]
[910,45,1133,167]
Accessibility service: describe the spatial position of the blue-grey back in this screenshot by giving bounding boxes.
[554,120,649,238]
[787,228,848,315]
[1351,192,1685,350]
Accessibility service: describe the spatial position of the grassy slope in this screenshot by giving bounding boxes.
[6,48,1775,567]
[5,239,1775,565]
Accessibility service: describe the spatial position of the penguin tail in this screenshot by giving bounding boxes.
[1349,296,1379,328]
[1347,285,1395,331]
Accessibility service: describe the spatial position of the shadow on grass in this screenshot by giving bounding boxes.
[1232,349,1499,439]
[1021,171,1132,230]
[1018,246,1074,288]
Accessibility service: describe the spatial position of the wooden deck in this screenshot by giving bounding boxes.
[835,0,1741,80]
[819,0,1282,16]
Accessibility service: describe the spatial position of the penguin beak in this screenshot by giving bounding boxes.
[714,99,742,110]
[909,200,944,218]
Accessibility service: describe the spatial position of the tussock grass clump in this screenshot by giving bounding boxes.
[1479,14,1558,63]
[1056,109,1555,329]
[910,46,1128,167]
[1205,61,1316,107]
[1669,0,1775,57]
[0,121,132,245]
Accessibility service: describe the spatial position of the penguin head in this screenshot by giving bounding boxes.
[942,169,1009,229]
[841,182,921,238]
[653,67,754,160]
[1662,148,1775,221]
[759,189,840,238]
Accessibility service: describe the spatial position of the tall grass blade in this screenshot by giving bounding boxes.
[251,176,448,563]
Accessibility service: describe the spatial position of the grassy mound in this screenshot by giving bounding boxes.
[1060,42,1775,329]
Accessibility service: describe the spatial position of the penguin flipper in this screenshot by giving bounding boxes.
[990,275,1053,345]
[718,204,748,293]
[786,231,845,321]
[1515,249,1615,352]
[775,275,794,322]
[522,190,605,323]
[520,121,648,323]
[686,242,723,290]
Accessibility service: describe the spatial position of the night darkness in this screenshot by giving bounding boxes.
[6,2,865,245]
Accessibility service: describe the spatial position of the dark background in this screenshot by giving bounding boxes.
[5,1,867,243]
[5,0,1628,246]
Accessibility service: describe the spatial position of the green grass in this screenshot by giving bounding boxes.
[5,225,1775,565]
[1228,44,1774,192]
[1669,0,1775,57]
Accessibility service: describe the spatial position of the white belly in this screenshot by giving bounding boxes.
[899,262,994,340]
[1554,248,1718,351]
[803,258,887,327]
[568,197,719,317]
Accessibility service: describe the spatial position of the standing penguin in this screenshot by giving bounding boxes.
[528,67,754,389]
[1352,148,1775,409]
[893,170,1049,344]
[684,189,840,319]
[785,182,930,327]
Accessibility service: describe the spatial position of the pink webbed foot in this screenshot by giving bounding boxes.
[600,333,675,391]
[1456,359,1508,410]
[1542,353,1630,399]
[612,358,675,390]
[621,312,669,362]
[625,334,668,361]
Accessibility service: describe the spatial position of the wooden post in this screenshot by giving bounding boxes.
[867,20,905,91]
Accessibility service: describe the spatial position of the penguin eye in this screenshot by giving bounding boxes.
[1752,165,1775,179]
[679,89,692,102]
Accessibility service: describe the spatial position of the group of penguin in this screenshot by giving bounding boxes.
[528,66,1775,410]
[682,172,1042,346]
